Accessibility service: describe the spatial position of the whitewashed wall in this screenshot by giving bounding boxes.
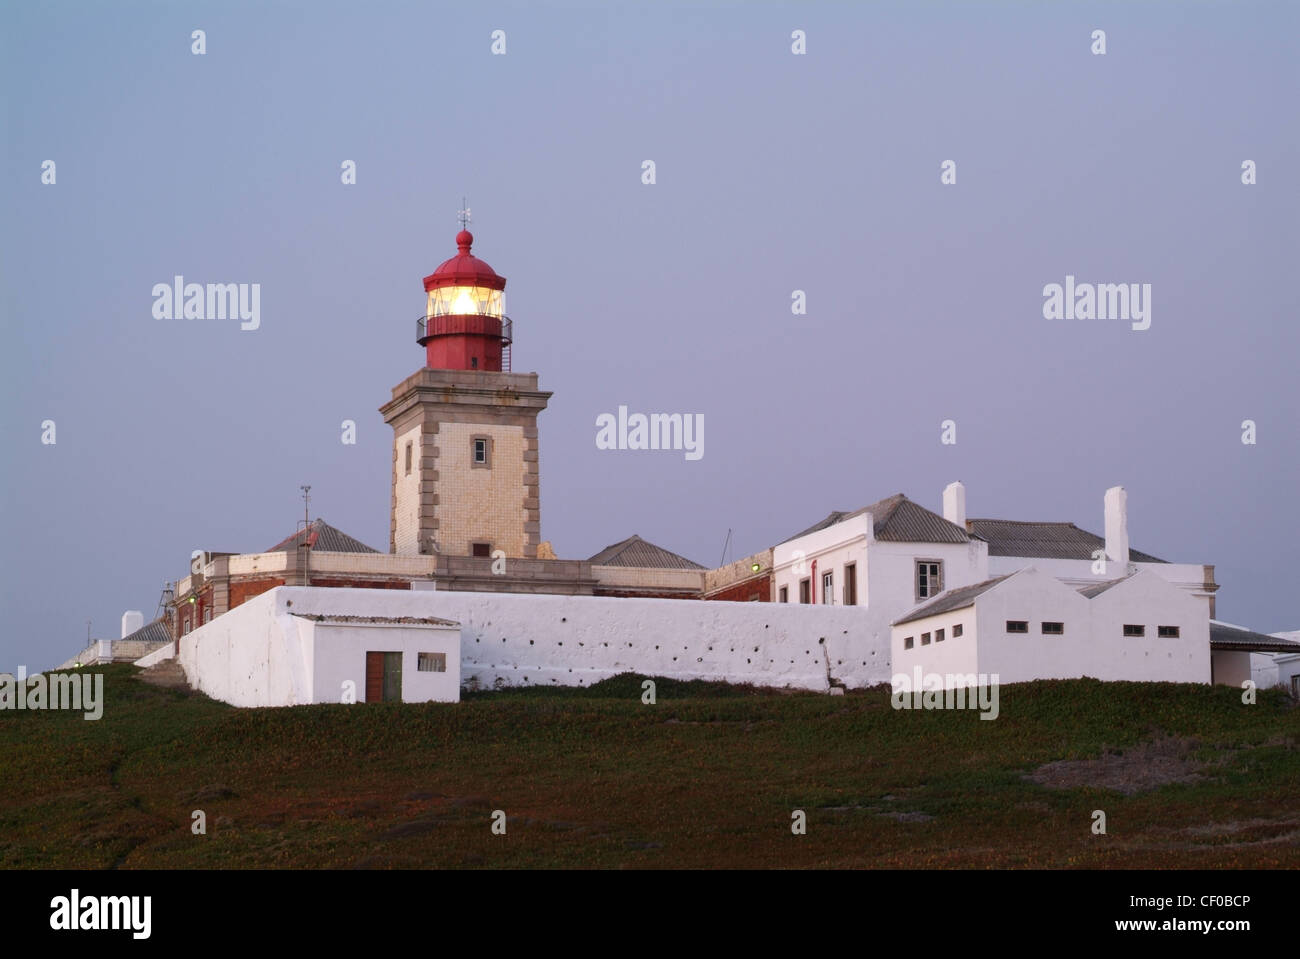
[411,589,888,690]
[890,568,1210,689]
[179,586,890,699]
[178,587,461,707]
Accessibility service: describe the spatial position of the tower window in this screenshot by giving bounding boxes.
[472,435,492,468]
[471,542,491,558]
[471,356,478,369]
[405,441,413,475]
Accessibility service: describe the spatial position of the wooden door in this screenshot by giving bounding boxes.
[365,651,385,703]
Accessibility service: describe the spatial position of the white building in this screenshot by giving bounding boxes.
[772,491,989,658]
[890,567,1211,688]
[968,486,1219,615]
[172,586,463,707]
[1264,630,1300,697]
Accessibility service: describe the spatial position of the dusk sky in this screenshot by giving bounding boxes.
[3,1,1296,672]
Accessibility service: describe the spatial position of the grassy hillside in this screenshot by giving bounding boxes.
[1,666,1297,868]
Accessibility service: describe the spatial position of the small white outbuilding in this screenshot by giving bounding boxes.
[890,567,1211,688]
[176,586,462,707]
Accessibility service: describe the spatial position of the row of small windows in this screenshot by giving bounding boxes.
[904,621,1183,647]
[779,559,943,605]
[778,563,859,606]
[1006,620,1180,638]
[903,622,963,649]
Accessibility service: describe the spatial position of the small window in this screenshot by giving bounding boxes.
[405,441,413,475]
[472,435,491,468]
[1006,620,1028,634]
[471,542,491,558]
[903,637,914,650]
[474,439,487,464]
[779,586,789,603]
[821,571,834,605]
[921,632,931,645]
[203,607,213,624]
[916,560,943,600]
[935,628,945,642]
[799,579,811,604]
[843,563,857,606]
[470,356,478,369]
[1041,622,1064,635]
[1123,624,1145,638]
[952,623,963,638]
[418,652,446,672]
[1157,625,1180,638]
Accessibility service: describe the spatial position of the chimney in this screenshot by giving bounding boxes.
[942,481,966,528]
[1104,486,1130,570]
[121,610,144,639]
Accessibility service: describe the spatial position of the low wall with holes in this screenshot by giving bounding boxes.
[280,586,890,691]
[179,586,893,694]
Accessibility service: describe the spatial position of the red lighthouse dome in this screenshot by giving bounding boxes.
[417,230,513,372]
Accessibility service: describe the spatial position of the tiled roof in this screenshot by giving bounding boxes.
[967,518,1165,563]
[1210,621,1300,653]
[123,617,171,646]
[267,519,379,554]
[784,494,971,546]
[588,534,705,570]
[893,575,1013,626]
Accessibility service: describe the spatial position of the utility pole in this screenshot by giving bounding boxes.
[300,485,312,587]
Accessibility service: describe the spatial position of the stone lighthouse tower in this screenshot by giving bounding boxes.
[380,226,551,560]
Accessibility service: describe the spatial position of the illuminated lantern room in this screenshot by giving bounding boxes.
[417,229,512,372]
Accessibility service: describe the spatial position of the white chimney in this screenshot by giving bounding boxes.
[1104,486,1130,570]
[942,481,967,528]
[121,610,144,639]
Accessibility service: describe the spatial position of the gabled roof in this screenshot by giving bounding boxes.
[1210,621,1300,654]
[1076,576,1133,598]
[266,519,379,554]
[588,534,705,570]
[966,518,1165,563]
[123,617,171,646]
[893,575,1014,626]
[784,494,972,546]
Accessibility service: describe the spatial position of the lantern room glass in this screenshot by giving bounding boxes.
[427,286,504,318]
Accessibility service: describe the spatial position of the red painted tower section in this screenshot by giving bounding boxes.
[417,230,512,372]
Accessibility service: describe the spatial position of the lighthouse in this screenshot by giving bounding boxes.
[380,224,552,561]
[418,229,511,372]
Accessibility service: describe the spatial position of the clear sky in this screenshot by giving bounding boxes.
[2,1,1296,671]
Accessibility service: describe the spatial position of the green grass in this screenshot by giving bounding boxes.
[1,665,1297,868]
